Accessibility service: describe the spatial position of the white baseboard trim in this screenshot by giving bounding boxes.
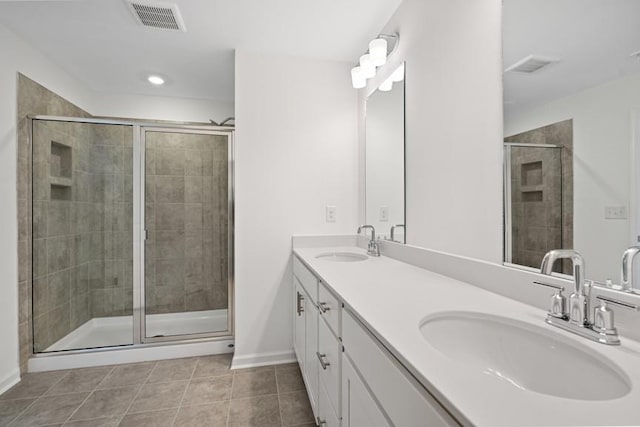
[29,339,234,372]
[0,368,21,395]
[231,350,296,370]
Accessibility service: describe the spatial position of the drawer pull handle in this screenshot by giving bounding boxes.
[317,416,327,426]
[319,302,330,313]
[296,292,305,316]
[316,351,330,370]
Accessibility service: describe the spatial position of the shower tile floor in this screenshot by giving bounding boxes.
[0,355,315,427]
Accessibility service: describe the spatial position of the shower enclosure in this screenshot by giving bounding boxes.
[30,117,233,354]
[503,143,565,272]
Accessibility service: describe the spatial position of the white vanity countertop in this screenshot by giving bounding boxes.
[293,246,640,427]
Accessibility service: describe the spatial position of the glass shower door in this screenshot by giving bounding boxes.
[31,119,134,352]
[142,128,231,340]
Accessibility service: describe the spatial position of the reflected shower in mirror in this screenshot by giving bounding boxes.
[365,64,405,243]
[502,0,640,282]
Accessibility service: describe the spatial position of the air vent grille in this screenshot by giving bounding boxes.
[128,0,186,31]
[505,55,559,74]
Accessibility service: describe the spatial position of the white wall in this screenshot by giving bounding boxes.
[505,72,640,282]
[0,23,93,392]
[363,0,504,262]
[233,50,358,367]
[365,84,405,238]
[89,92,233,124]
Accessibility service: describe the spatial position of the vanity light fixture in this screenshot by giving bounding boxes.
[351,67,366,89]
[378,75,393,92]
[369,38,388,66]
[359,54,376,79]
[350,33,399,89]
[147,75,165,85]
[391,62,405,82]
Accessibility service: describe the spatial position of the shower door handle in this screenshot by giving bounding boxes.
[296,292,304,316]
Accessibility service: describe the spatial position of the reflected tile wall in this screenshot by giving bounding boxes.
[505,119,573,273]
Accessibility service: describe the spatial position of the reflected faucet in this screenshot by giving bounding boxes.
[390,224,405,243]
[621,247,640,292]
[540,249,588,325]
[357,225,380,257]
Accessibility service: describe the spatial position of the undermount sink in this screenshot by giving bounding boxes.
[419,311,631,401]
[315,252,368,262]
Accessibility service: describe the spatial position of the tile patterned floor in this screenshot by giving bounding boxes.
[0,355,315,427]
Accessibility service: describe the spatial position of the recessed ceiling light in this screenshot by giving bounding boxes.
[147,75,165,85]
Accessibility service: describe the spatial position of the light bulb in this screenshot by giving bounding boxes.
[147,75,165,85]
[369,38,388,67]
[391,63,405,82]
[351,67,366,89]
[359,54,375,79]
[379,76,393,92]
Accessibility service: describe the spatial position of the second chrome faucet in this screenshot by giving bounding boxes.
[357,225,380,257]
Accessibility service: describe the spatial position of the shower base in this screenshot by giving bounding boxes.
[45,309,228,352]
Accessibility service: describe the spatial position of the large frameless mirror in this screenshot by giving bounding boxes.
[365,64,406,243]
[502,0,640,282]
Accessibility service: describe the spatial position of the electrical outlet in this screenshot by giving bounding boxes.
[379,206,389,222]
[605,206,627,220]
[326,205,337,222]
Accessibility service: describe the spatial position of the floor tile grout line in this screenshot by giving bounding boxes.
[61,365,117,425]
[7,370,72,426]
[275,365,285,427]
[170,356,200,426]
[115,361,159,425]
[225,366,235,427]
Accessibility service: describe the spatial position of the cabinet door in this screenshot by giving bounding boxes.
[342,355,390,427]
[304,301,319,417]
[293,279,306,369]
[318,316,341,416]
[318,378,341,427]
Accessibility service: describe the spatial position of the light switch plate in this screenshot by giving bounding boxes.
[326,205,336,222]
[379,206,389,222]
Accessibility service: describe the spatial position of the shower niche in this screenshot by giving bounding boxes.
[30,117,234,354]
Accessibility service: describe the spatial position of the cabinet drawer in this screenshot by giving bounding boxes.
[318,377,340,427]
[318,314,341,417]
[294,256,318,304]
[318,282,341,338]
[343,310,459,427]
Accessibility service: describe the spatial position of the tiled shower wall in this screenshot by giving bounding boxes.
[505,119,574,273]
[17,74,90,370]
[144,131,228,315]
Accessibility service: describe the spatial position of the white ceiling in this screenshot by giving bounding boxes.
[503,0,640,117]
[0,0,402,102]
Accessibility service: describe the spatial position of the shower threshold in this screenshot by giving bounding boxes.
[45,309,228,352]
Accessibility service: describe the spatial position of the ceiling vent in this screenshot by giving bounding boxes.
[504,55,559,73]
[127,0,186,32]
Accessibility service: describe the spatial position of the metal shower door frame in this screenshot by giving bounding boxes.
[138,126,235,344]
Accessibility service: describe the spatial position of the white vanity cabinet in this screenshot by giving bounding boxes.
[293,255,342,425]
[293,254,459,427]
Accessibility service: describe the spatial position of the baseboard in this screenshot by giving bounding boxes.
[0,368,20,395]
[231,349,296,370]
[29,339,234,372]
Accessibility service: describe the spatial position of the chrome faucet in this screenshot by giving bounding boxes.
[535,249,640,345]
[621,246,640,292]
[389,224,405,243]
[357,225,380,257]
[540,249,588,325]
